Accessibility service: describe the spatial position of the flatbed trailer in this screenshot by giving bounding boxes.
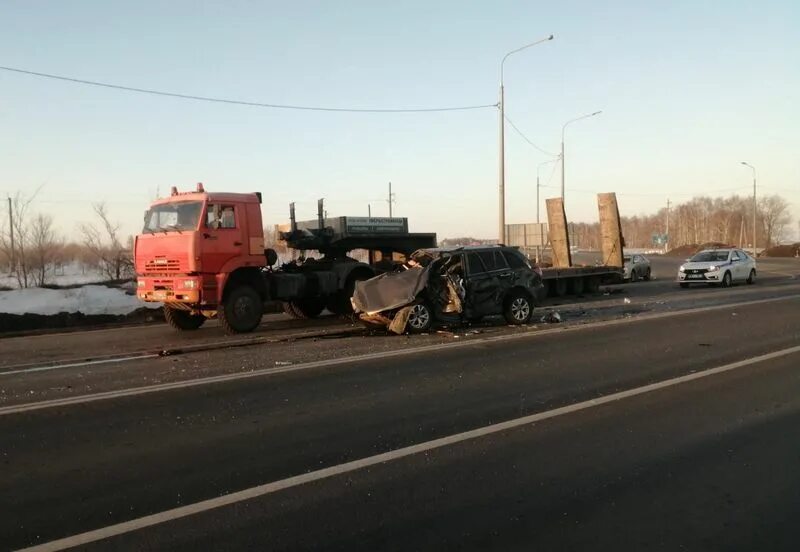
[539,265,623,297]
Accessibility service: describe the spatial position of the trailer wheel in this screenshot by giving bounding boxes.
[586,277,601,293]
[164,306,205,331]
[570,277,585,296]
[554,278,568,297]
[219,284,263,334]
[290,298,326,319]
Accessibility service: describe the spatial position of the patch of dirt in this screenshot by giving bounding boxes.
[0,307,165,336]
[664,242,734,257]
[763,243,800,258]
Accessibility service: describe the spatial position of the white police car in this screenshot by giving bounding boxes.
[677,248,757,288]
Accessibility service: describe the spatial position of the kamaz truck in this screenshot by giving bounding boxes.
[134,183,436,334]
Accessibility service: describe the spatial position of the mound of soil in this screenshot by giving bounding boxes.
[665,242,734,257]
[762,243,800,258]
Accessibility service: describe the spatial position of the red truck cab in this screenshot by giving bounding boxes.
[135,183,267,332]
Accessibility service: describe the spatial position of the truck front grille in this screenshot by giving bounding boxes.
[145,259,181,273]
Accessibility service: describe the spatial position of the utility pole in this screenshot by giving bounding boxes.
[741,162,757,257]
[665,198,671,253]
[7,195,14,274]
[387,182,395,217]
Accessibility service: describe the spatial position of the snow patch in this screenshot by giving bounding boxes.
[0,286,162,316]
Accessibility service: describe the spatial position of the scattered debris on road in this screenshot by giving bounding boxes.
[541,311,562,323]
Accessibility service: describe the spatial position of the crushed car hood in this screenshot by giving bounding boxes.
[352,265,432,315]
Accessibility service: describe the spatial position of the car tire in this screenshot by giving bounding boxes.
[746,269,756,285]
[721,271,732,288]
[219,284,263,334]
[164,306,205,331]
[405,301,434,333]
[644,268,651,281]
[679,283,689,289]
[504,290,533,325]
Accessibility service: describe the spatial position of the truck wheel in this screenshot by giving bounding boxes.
[164,306,205,331]
[329,272,373,316]
[504,290,533,325]
[290,298,326,319]
[586,277,601,293]
[219,285,263,334]
[282,301,302,319]
[554,279,568,297]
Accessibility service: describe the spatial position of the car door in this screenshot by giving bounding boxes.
[729,250,743,281]
[464,252,501,317]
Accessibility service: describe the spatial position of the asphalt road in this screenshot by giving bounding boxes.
[3,287,800,551]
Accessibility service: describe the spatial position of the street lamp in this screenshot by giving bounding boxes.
[741,162,757,257]
[561,110,602,203]
[498,34,554,243]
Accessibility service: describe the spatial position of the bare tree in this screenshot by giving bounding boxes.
[0,191,40,287]
[759,195,791,247]
[29,213,62,286]
[79,203,133,280]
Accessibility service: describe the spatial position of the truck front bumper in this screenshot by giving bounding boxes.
[137,276,201,304]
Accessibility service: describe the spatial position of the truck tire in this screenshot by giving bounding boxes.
[282,301,302,319]
[164,306,205,331]
[219,284,263,334]
[554,278,568,297]
[328,271,373,316]
[570,277,585,296]
[504,289,533,325]
[290,298,326,319]
[586,276,601,293]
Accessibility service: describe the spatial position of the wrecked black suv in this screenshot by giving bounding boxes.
[351,245,544,334]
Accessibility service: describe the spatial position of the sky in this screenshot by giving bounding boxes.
[1,0,798,242]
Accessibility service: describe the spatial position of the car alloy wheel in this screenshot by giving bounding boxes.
[407,303,432,331]
[510,297,531,322]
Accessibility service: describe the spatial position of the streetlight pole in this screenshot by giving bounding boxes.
[741,162,757,257]
[561,110,602,203]
[536,158,558,224]
[499,34,554,243]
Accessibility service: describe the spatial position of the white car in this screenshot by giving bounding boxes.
[677,248,757,288]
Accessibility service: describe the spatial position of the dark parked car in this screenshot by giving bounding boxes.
[351,245,544,333]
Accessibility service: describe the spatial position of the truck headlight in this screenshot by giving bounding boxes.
[182,279,197,289]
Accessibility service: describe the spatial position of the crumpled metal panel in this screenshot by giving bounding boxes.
[351,265,432,315]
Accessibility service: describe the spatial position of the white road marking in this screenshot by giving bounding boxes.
[19,343,800,552]
[0,355,159,376]
[2,293,799,416]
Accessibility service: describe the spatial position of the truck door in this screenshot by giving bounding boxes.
[202,203,246,274]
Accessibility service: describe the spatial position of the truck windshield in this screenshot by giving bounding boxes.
[143,201,203,233]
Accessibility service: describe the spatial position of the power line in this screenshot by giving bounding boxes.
[503,113,557,156]
[0,65,497,113]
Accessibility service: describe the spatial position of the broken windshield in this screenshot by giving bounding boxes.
[143,201,203,233]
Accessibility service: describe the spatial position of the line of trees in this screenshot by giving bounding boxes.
[0,193,133,288]
[570,194,794,251]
